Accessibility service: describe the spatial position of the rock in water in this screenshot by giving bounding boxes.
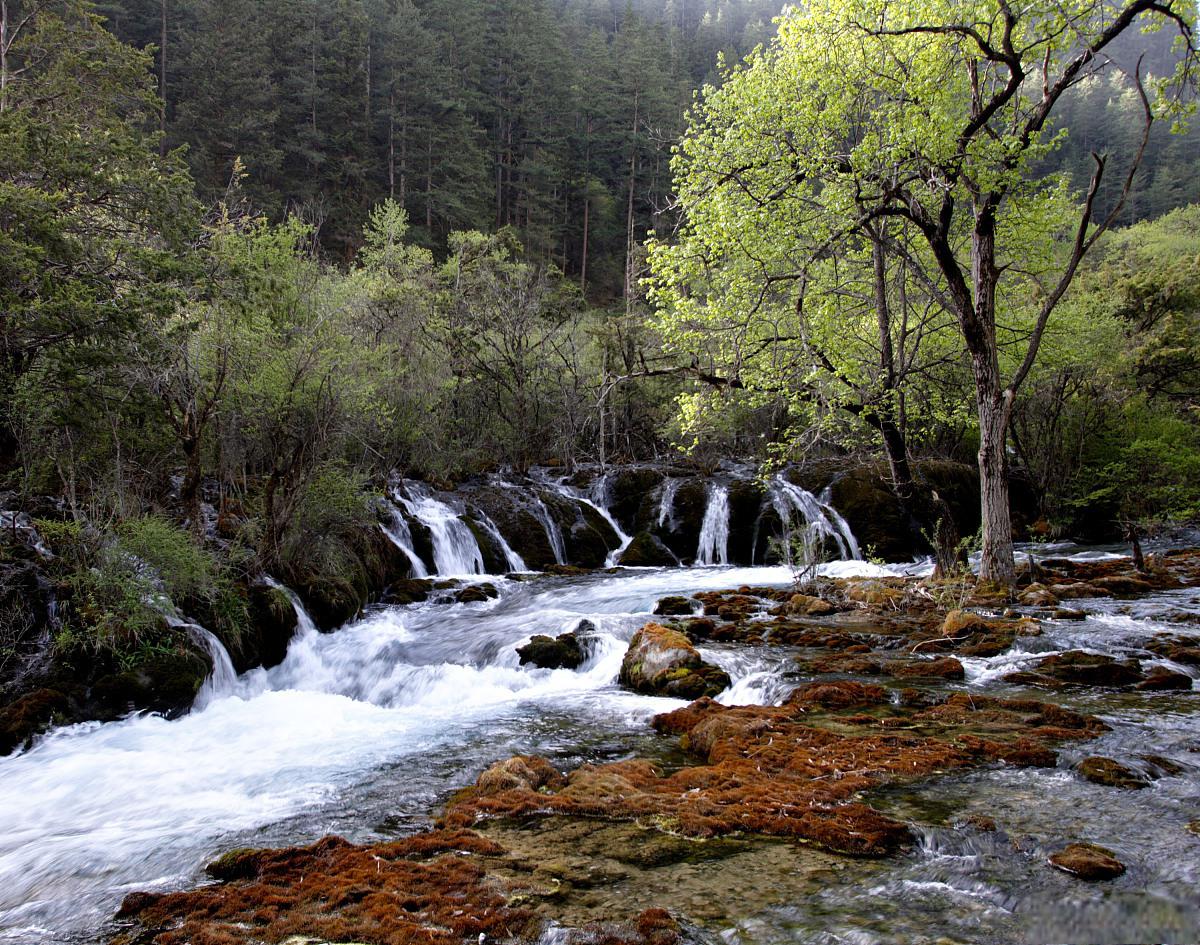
[516,632,585,670]
[619,622,731,699]
[1048,842,1126,880]
[1075,756,1148,789]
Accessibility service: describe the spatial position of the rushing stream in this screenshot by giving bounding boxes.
[0,550,1197,943]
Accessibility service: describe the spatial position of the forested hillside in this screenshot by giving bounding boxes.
[94,0,785,290]
[94,0,1199,287]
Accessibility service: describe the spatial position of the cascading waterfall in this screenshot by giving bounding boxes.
[696,483,730,565]
[470,511,527,572]
[392,482,484,576]
[527,491,568,565]
[186,624,239,711]
[657,478,680,530]
[541,473,632,567]
[380,501,429,578]
[157,608,238,712]
[767,476,861,563]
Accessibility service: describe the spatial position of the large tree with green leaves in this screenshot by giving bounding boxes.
[650,0,1197,583]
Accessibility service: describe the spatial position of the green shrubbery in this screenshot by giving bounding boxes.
[39,516,247,666]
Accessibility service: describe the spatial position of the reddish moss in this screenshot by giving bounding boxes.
[443,688,1103,859]
[117,829,533,945]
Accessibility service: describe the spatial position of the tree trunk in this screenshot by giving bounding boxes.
[181,435,203,533]
[976,376,1015,585]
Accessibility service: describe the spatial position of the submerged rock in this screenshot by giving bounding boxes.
[1075,756,1148,789]
[1048,842,1126,880]
[619,623,731,699]
[1136,668,1193,691]
[518,632,586,670]
[442,686,1103,858]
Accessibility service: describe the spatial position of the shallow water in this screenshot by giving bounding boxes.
[1,557,1197,945]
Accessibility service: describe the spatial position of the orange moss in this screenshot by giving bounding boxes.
[442,684,1103,858]
[116,830,534,945]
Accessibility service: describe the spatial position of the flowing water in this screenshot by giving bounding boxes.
[0,548,1197,944]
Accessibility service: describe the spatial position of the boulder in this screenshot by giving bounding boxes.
[1075,756,1148,789]
[1048,842,1126,880]
[1019,583,1059,607]
[516,632,585,670]
[1136,668,1193,691]
[887,657,966,680]
[455,582,498,604]
[619,623,731,699]
[653,595,697,617]
[619,532,680,568]
[787,593,836,617]
[1035,651,1144,687]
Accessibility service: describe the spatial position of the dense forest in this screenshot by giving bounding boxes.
[0,0,1198,679]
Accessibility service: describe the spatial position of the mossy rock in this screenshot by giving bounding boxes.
[1048,842,1126,880]
[0,688,70,755]
[388,578,435,605]
[243,583,299,671]
[517,632,585,670]
[619,532,679,568]
[455,583,498,604]
[296,575,362,630]
[91,646,209,718]
[1075,756,1148,789]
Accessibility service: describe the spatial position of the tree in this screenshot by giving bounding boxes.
[0,0,197,481]
[650,0,1197,583]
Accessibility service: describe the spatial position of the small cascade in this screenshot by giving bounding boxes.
[264,576,320,637]
[767,476,861,562]
[186,624,239,710]
[393,482,484,576]
[819,485,861,559]
[656,478,680,530]
[696,483,730,565]
[380,501,429,578]
[471,511,527,571]
[543,474,633,567]
[527,491,568,565]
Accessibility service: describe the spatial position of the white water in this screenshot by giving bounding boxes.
[393,482,484,577]
[768,477,861,563]
[0,561,911,942]
[696,483,730,566]
[540,473,633,567]
[380,501,430,578]
[471,511,527,572]
[657,478,680,530]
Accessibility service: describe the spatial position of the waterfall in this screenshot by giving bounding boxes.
[392,482,484,576]
[471,510,527,572]
[152,597,238,712]
[696,483,730,565]
[542,474,632,567]
[186,624,239,711]
[528,491,567,565]
[767,476,860,563]
[657,478,680,530]
[380,501,429,578]
[264,576,320,637]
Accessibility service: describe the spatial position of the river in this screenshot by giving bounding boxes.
[0,555,1196,944]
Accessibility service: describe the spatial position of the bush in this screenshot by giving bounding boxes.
[39,515,248,664]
